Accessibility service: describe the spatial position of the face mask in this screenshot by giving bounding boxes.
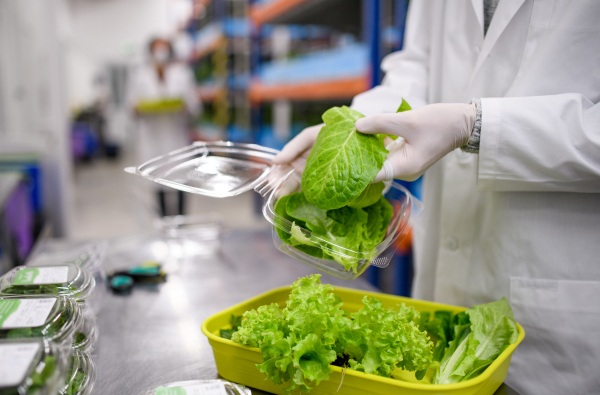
[152,48,170,64]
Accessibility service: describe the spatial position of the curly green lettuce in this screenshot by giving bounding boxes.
[344,297,433,376]
[230,275,433,394]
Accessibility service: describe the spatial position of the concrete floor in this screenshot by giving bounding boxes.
[70,157,269,241]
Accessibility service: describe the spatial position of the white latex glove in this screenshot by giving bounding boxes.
[355,103,476,182]
[273,123,323,173]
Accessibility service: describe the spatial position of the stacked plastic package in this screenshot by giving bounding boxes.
[0,243,106,395]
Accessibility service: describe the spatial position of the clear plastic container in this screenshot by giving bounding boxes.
[124,141,284,197]
[0,296,83,345]
[0,338,71,395]
[59,351,96,395]
[26,242,107,272]
[154,213,225,241]
[71,315,98,353]
[0,264,96,301]
[143,380,252,395]
[27,244,107,316]
[125,142,421,280]
[264,172,420,280]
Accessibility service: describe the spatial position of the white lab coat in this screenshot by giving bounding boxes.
[129,62,201,163]
[351,1,600,394]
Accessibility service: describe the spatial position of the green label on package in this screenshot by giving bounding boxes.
[13,267,68,285]
[0,298,56,328]
[155,382,226,395]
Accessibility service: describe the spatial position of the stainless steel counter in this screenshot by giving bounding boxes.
[31,229,520,395]
[93,229,379,394]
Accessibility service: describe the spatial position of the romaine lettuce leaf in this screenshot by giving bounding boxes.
[286,192,334,234]
[360,196,393,253]
[432,297,518,384]
[348,182,385,209]
[377,98,412,144]
[276,191,393,272]
[274,194,296,244]
[301,106,388,210]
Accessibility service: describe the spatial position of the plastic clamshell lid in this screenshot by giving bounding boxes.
[27,242,108,274]
[60,350,96,395]
[0,264,96,301]
[0,296,83,345]
[71,315,98,353]
[143,379,252,395]
[0,338,71,394]
[125,141,283,198]
[26,243,108,315]
[262,171,421,280]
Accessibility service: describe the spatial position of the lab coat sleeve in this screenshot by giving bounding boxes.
[478,93,600,192]
[350,1,432,116]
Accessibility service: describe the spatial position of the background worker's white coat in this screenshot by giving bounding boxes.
[351,1,600,394]
[129,62,201,163]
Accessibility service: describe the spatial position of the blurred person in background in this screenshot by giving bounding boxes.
[129,37,201,216]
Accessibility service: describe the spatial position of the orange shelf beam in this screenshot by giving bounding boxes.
[248,75,369,102]
[250,0,310,26]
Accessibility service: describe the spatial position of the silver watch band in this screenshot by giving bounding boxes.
[462,98,482,154]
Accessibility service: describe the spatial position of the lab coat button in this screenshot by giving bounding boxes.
[446,236,459,251]
[474,46,481,53]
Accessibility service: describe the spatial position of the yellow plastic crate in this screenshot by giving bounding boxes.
[201,286,525,395]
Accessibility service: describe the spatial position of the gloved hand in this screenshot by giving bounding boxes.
[273,123,323,172]
[355,103,476,182]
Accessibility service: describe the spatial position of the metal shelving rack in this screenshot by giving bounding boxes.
[247,0,415,295]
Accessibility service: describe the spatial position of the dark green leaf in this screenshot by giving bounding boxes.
[348,182,385,209]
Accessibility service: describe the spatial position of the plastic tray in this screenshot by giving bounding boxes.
[125,142,420,280]
[60,350,96,395]
[201,286,525,395]
[0,338,71,395]
[0,264,96,302]
[0,296,83,345]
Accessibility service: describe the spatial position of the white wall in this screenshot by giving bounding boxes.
[0,0,74,237]
[66,0,191,107]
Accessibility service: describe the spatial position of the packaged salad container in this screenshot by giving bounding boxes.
[202,286,525,395]
[59,350,96,395]
[125,141,420,280]
[142,380,252,395]
[0,338,71,395]
[0,296,83,345]
[27,243,107,315]
[71,315,98,353]
[0,264,95,301]
[154,213,225,242]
